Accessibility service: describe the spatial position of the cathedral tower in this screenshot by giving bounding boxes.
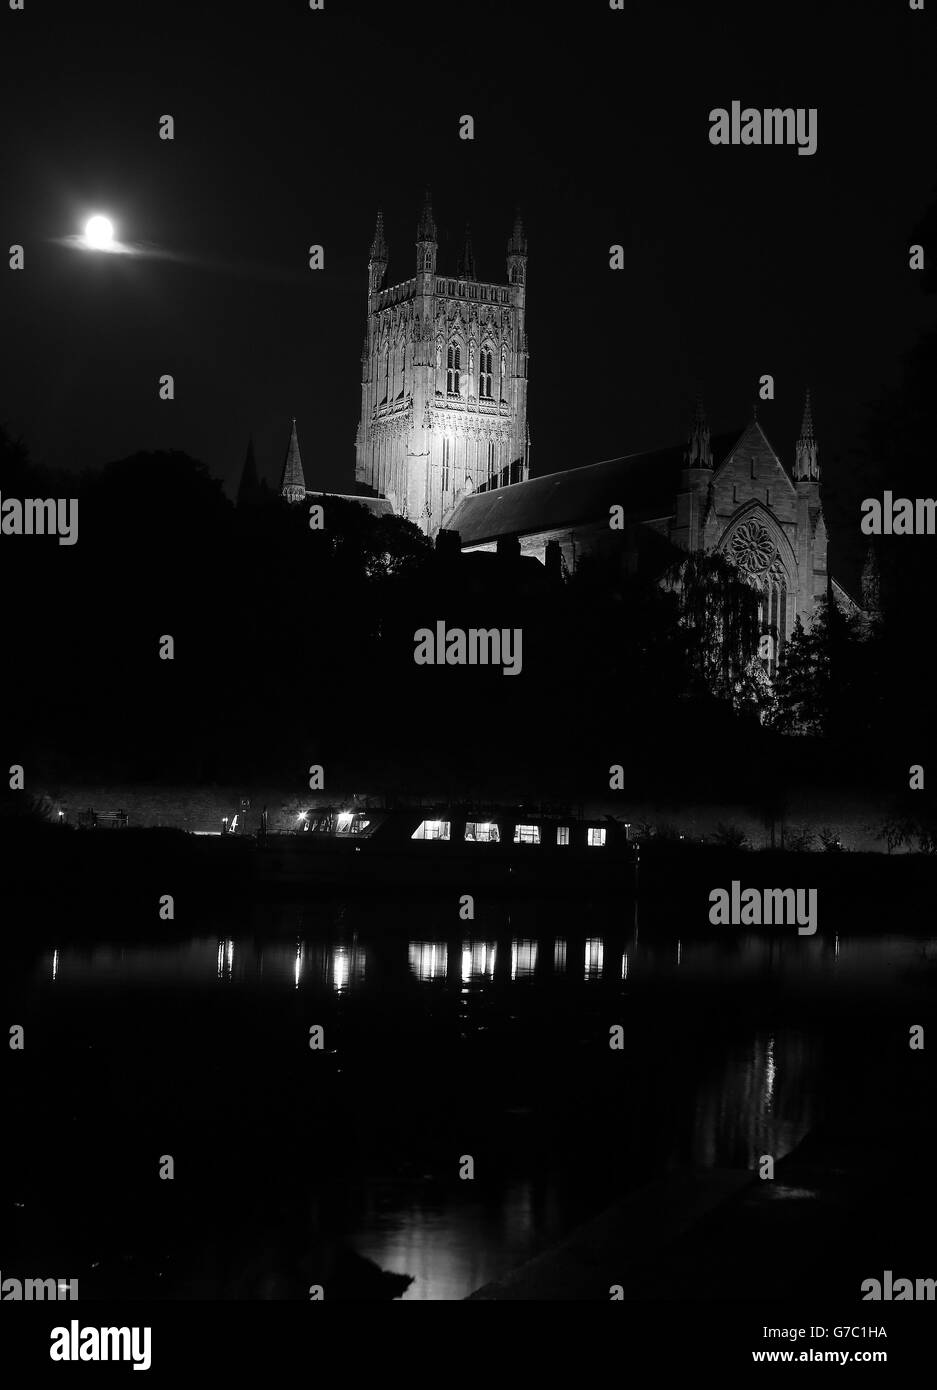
[354,196,530,536]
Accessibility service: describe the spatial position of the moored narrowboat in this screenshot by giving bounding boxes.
[253,803,635,892]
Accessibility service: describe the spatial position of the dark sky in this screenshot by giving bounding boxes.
[2,0,934,513]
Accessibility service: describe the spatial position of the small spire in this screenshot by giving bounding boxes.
[795,387,820,481]
[458,222,476,280]
[507,206,527,256]
[280,417,306,503]
[684,393,712,469]
[800,388,814,440]
[236,435,261,509]
[861,546,881,617]
[417,189,437,242]
[369,207,388,262]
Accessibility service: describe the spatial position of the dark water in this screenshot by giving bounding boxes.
[5,899,937,1300]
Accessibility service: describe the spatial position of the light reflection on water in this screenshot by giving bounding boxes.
[408,940,447,981]
[28,926,937,1299]
[39,931,937,994]
[349,1183,548,1302]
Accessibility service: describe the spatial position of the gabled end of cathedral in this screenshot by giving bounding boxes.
[280,417,307,504]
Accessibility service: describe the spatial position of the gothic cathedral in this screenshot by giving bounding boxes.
[270,198,844,684]
[354,193,530,535]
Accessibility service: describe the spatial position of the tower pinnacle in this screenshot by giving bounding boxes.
[684,394,712,469]
[369,207,388,262]
[368,208,388,296]
[507,207,527,256]
[417,190,437,242]
[506,206,527,286]
[416,190,437,274]
[795,388,820,481]
[458,222,476,281]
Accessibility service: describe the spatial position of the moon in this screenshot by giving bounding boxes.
[84,215,115,250]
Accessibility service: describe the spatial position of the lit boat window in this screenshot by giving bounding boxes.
[587,828,607,847]
[556,826,569,846]
[465,821,500,843]
[412,819,451,841]
[513,824,540,845]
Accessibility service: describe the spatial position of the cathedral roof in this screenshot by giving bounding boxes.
[305,490,394,518]
[447,433,741,546]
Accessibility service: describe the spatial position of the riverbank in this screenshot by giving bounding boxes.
[6,820,937,930]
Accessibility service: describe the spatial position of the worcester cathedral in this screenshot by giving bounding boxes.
[275,193,843,675]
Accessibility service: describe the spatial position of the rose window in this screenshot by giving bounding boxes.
[727,520,776,576]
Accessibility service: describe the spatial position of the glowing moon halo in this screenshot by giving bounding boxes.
[84,215,115,250]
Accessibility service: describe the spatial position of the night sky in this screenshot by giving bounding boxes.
[2,0,934,515]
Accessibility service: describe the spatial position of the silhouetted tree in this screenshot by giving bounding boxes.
[666,551,763,708]
[770,606,832,737]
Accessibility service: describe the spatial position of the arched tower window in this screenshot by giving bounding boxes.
[479,348,493,399]
[394,336,405,398]
[447,344,461,395]
[442,437,450,493]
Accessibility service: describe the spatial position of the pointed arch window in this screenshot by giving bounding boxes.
[447,344,461,395]
[479,347,493,399]
[396,336,406,399]
[381,341,390,405]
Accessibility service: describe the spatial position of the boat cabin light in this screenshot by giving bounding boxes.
[465,821,500,843]
[412,819,451,841]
